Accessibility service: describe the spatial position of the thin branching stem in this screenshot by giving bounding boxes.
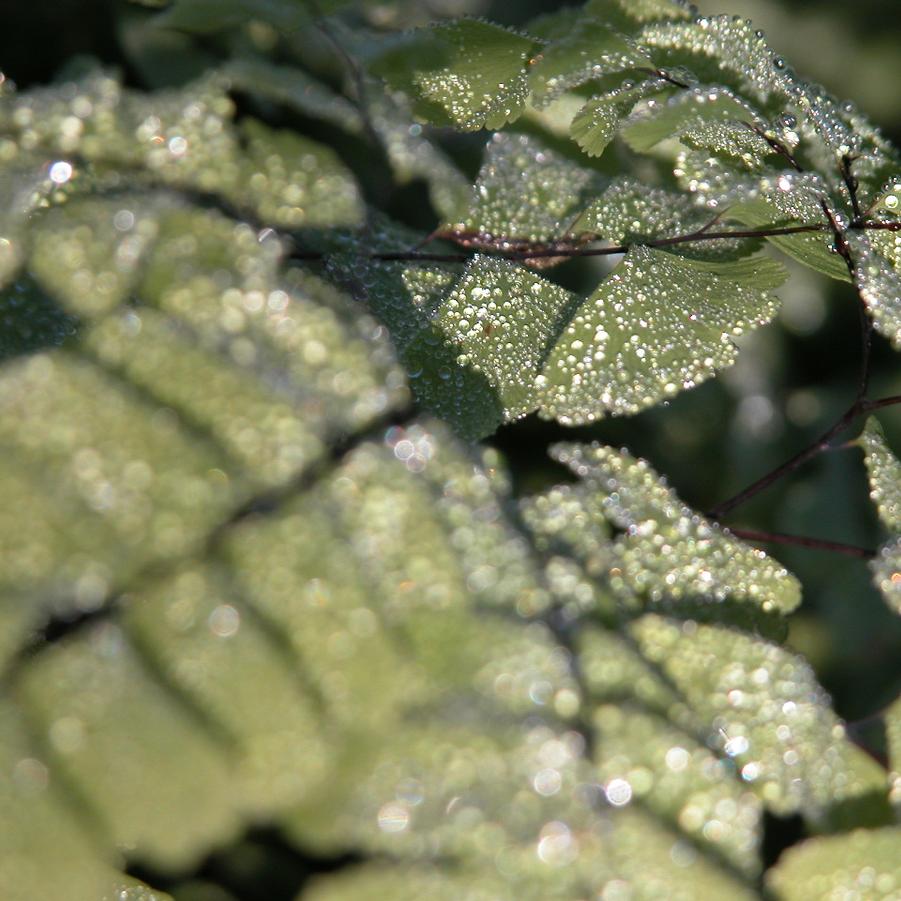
[725,527,875,559]
[305,0,383,150]
[289,219,899,265]
[707,404,863,519]
[746,122,804,172]
[708,185,899,524]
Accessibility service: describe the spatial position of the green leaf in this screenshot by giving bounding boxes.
[631,615,888,821]
[527,16,651,107]
[573,176,759,259]
[429,256,578,421]
[220,58,364,134]
[219,58,470,220]
[0,157,82,288]
[445,133,605,246]
[620,85,758,153]
[371,19,542,131]
[887,693,901,811]
[678,119,775,169]
[0,278,77,362]
[584,0,694,27]
[766,827,901,900]
[847,232,901,349]
[872,538,901,616]
[0,71,364,231]
[536,246,787,422]
[4,6,901,897]
[859,417,901,614]
[571,76,671,157]
[550,443,802,615]
[859,418,901,532]
[368,91,472,221]
[353,253,577,439]
[638,15,790,105]
[726,176,851,282]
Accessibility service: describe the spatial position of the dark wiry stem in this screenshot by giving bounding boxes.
[841,154,863,222]
[864,394,901,413]
[289,219,899,266]
[707,405,864,519]
[726,527,875,559]
[305,0,382,150]
[746,122,803,172]
[709,195,889,521]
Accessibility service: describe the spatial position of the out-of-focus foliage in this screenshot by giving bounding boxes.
[0,0,900,898]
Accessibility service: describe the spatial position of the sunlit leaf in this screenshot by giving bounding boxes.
[573,176,759,259]
[766,827,901,900]
[630,615,888,821]
[726,191,851,283]
[445,132,605,248]
[537,246,787,422]
[550,443,802,614]
[847,232,901,349]
[527,16,650,107]
[571,76,671,157]
[859,417,901,613]
[620,85,757,153]
[371,19,542,131]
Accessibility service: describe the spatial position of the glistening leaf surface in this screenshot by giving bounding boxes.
[1,6,899,899]
[536,246,787,423]
[859,418,901,614]
[371,19,541,131]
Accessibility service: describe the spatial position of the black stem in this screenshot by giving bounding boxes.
[726,527,875,559]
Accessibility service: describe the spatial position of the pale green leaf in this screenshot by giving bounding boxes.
[766,827,901,900]
[571,76,670,157]
[0,157,81,288]
[0,704,119,900]
[638,15,789,105]
[872,539,901,616]
[620,85,758,153]
[104,882,174,901]
[527,17,651,107]
[858,418,901,614]
[16,630,240,869]
[551,443,802,614]
[445,133,605,246]
[887,693,901,810]
[2,8,898,897]
[371,19,542,131]
[859,418,901,532]
[631,615,888,821]
[847,232,901,349]
[573,176,759,259]
[537,246,787,422]
[725,176,851,283]
[0,72,364,231]
[870,177,901,218]
[678,119,775,169]
[591,705,762,876]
